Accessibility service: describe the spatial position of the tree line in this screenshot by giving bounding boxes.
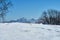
[37,9,60,25]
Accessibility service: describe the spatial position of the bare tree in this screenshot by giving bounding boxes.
[39,9,60,25]
[0,0,12,23]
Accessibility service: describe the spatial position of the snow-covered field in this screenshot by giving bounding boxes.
[0,23,60,40]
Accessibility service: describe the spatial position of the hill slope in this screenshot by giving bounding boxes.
[0,23,60,40]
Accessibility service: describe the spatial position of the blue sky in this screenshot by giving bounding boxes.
[6,0,60,21]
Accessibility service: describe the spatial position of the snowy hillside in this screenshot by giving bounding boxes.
[0,23,60,40]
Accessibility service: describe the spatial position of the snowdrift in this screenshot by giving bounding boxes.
[0,23,60,40]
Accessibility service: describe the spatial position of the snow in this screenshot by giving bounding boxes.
[0,23,60,40]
